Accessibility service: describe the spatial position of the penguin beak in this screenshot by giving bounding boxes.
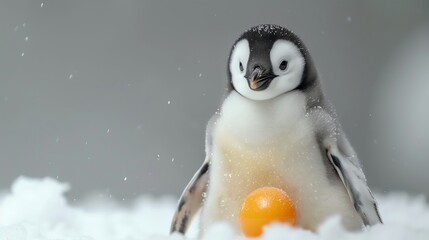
[247,67,276,91]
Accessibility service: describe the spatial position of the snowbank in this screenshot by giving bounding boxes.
[0,177,428,240]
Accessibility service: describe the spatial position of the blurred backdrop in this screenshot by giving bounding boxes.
[0,0,428,201]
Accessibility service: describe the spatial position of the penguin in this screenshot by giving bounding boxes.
[170,24,382,236]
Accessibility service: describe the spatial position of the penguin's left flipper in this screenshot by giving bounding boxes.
[170,115,217,235]
[170,161,209,234]
[326,143,383,227]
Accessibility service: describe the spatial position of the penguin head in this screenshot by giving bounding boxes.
[227,24,317,101]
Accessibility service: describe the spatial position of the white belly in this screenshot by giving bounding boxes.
[201,92,361,233]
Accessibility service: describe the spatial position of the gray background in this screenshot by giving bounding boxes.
[1,0,429,201]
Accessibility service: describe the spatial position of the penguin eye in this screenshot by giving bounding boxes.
[279,60,288,71]
[239,62,244,72]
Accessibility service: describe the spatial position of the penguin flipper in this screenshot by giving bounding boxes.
[326,143,383,227]
[170,161,210,234]
[170,115,217,235]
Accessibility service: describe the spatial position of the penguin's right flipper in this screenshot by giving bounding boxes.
[310,108,382,226]
[170,161,210,234]
[326,143,383,227]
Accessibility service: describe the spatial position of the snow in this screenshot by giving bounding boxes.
[1,177,429,240]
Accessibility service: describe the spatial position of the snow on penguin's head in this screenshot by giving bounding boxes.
[227,24,318,101]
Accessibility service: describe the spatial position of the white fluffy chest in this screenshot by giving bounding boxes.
[217,91,311,143]
[212,92,320,191]
[203,91,354,231]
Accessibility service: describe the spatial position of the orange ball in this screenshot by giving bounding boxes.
[239,187,296,237]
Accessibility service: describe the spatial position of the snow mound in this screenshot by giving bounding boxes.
[0,177,428,240]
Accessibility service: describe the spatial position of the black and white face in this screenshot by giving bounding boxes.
[229,38,305,101]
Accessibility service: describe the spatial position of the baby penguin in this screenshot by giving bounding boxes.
[171,24,382,236]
